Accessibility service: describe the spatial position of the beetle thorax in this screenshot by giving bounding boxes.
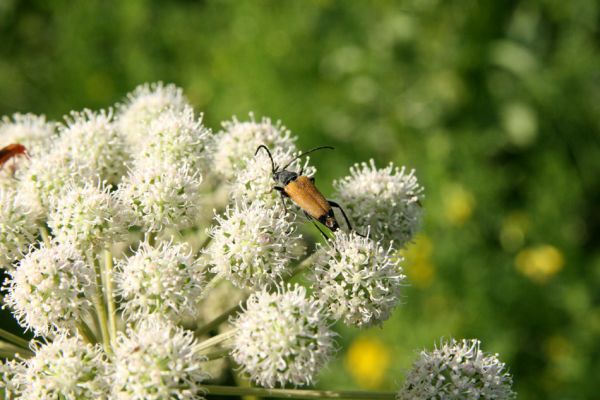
[273,170,298,186]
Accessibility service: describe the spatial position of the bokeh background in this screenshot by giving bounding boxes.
[1,1,599,399]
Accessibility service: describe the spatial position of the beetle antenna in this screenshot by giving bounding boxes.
[282,146,334,171]
[255,145,277,173]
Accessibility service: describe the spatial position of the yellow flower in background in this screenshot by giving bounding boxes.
[515,244,564,284]
[500,212,529,252]
[401,234,435,288]
[442,183,475,226]
[345,335,391,389]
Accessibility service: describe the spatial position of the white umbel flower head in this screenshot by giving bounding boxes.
[16,335,109,400]
[116,240,205,323]
[0,188,41,269]
[334,159,424,247]
[207,201,303,289]
[17,145,95,215]
[48,183,127,250]
[232,285,335,388]
[118,158,203,232]
[211,115,297,180]
[3,243,95,336]
[0,113,56,157]
[57,109,129,186]
[310,231,406,328]
[139,105,210,172]
[398,339,516,400]
[111,318,208,400]
[117,82,190,147]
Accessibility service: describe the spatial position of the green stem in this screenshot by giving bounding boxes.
[39,226,51,247]
[195,302,245,338]
[0,340,34,358]
[103,247,117,345]
[289,250,320,280]
[77,320,97,344]
[199,234,213,250]
[87,252,112,355]
[194,329,237,352]
[200,275,222,299]
[201,347,231,361]
[201,386,396,399]
[0,328,30,349]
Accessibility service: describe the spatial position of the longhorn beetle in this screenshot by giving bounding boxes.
[255,144,354,239]
[0,143,28,171]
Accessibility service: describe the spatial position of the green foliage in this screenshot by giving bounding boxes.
[1,1,598,398]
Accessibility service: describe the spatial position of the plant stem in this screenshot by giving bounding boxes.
[39,226,51,247]
[201,347,231,361]
[289,250,321,280]
[103,247,117,345]
[76,320,97,344]
[0,328,30,349]
[201,386,396,399]
[194,329,237,352]
[195,302,245,338]
[87,252,112,355]
[199,234,213,250]
[0,340,33,358]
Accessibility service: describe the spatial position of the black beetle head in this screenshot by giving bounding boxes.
[273,170,298,186]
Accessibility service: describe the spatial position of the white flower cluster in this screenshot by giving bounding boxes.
[57,109,129,186]
[399,339,516,400]
[0,82,516,399]
[13,336,109,399]
[334,159,424,247]
[232,285,335,387]
[117,81,190,147]
[212,115,296,181]
[112,318,208,400]
[311,231,406,328]
[116,240,205,322]
[3,243,95,336]
[48,183,127,251]
[207,201,304,289]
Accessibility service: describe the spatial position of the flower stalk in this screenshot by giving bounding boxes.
[103,247,117,345]
[87,251,112,354]
[201,385,397,399]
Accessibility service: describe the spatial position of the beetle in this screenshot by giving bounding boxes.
[255,144,354,239]
[0,143,28,171]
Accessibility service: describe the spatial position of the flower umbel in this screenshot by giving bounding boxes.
[398,339,516,400]
[116,239,205,323]
[14,335,109,400]
[3,243,95,336]
[207,201,303,289]
[232,285,336,388]
[311,231,406,328]
[111,318,208,400]
[334,159,424,246]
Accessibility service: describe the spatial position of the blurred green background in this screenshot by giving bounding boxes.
[1,0,599,398]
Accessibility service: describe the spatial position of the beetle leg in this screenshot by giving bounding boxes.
[327,200,353,230]
[304,211,330,241]
[328,200,366,237]
[273,186,288,213]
